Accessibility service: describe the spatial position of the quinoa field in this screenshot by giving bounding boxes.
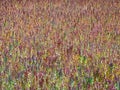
[0,0,120,90]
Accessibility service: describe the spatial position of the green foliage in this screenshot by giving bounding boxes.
[3,21,7,27]
[4,80,15,90]
[4,56,7,63]
[79,56,87,64]
[83,76,94,88]
[9,44,13,51]
[115,82,120,90]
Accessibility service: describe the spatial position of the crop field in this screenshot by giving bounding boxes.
[0,0,120,90]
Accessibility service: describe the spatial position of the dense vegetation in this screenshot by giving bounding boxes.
[0,0,120,90]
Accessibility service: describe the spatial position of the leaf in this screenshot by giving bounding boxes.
[115,81,120,90]
[87,77,94,85]
[109,63,114,73]
[53,84,59,90]
[77,65,81,74]
[26,80,31,88]
[4,21,7,27]
[58,69,63,78]
[6,79,15,90]
[9,44,13,51]
[0,66,4,72]
[79,56,87,64]
[13,40,19,47]
[83,76,94,88]
[4,56,7,63]
[69,78,74,87]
